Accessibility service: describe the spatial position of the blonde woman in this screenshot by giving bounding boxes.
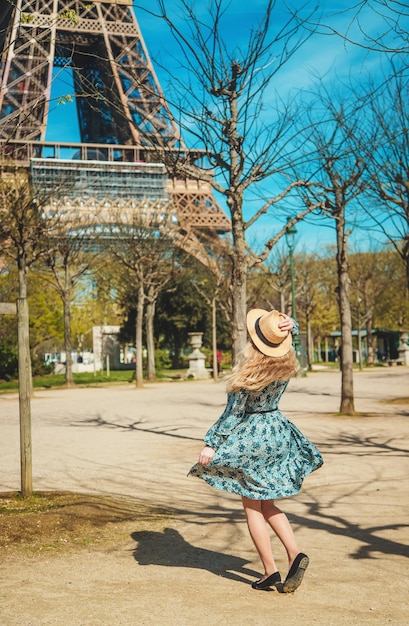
[189,309,323,593]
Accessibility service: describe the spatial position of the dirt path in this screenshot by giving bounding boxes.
[1,369,408,625]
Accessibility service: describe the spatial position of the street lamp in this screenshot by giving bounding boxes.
[285,217,297,320]
[285,217,299,358]
[357,297,363,371]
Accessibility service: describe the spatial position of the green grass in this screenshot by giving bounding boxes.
[0,370,133,392]
[0,491,79,515]
[0,368,191,392]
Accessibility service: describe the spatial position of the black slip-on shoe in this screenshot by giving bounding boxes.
[251,570,281,590]
[282,553,309,593]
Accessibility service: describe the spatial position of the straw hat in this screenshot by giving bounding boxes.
[246,308,293,357]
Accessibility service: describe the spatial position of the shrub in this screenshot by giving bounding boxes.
[154,349,172,370]
[0,343,18,380]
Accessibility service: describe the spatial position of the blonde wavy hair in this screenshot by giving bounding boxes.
[226,341,301,392]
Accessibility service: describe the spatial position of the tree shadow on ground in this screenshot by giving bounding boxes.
[316,431,409,457]
[288,507,409,561]
[77,414,203,442]
[78,412,409,564]
[130,527,260,585]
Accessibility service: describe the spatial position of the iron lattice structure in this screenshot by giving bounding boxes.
[0,0,181,145]
[0,0,230,258]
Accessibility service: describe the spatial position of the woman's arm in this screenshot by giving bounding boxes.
[197,389,248,463]
[278,312,298,335]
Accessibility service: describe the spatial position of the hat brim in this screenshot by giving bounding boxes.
[246,308,293,357]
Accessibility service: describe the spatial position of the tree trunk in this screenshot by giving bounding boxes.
[146,298,156,381]
[226,72,248,366]
[212,296,218,381]
[357,319,363,371]
[306,314,313,371]
[63,266,74,387]
[135,284,144,387]
[366,306,374,366]
[229,194,247,365]
[17,297,32,497]
[406,255,409,295]
[336,217,355,414]
[17,261,33,497]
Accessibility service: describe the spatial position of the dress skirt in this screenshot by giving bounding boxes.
[189,382,323,500]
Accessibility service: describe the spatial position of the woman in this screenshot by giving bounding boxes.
[189,308,323,593]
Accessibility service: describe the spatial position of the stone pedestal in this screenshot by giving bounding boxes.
[186,332,209,379]
[398,332,409,365]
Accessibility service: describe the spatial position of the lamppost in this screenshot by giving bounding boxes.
[357,297,363,371]
[285,217,297,317]
[285,217,299,356]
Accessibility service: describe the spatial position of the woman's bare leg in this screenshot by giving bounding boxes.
[242,496,278,579]
[261,500,300,567]
[243,497,308,592]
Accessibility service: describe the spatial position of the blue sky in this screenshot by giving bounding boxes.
[46,0,406,256]
[136,1,388,88]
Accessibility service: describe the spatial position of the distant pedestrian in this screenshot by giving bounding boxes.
[216,350,223,375]
[189,308,323,593]
[336,345,342,370]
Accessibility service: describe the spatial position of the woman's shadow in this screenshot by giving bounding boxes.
[131,527,260,585]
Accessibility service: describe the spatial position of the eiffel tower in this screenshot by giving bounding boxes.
[0,0,230,265]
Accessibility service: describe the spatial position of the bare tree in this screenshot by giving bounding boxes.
[304,254,340,366]
[350,247,409,366]
[104,206,183,386]
[0,164,50,496]
[190,252,232,381]
[295,252,329,371]
[370,247,409,330]
[40,211,101,386]
[135,0,324,362]
[293,88,371,413]
[359,66,409,292]
[297,1,409,55]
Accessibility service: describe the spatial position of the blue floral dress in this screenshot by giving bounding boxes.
[189,379,323,500]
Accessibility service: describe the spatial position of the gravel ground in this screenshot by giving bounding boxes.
[0,367,408,625]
